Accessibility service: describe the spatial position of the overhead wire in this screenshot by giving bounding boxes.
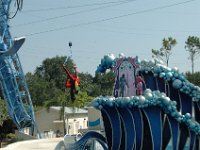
[21,0,133,13]
[16,0,198,74]
[12,0,136,27]
[23,0,197,37]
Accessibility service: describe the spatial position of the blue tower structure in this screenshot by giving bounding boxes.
[0,0,38,135]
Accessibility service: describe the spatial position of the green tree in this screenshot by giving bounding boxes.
[0,120,16,148]
[26,73,49,106]
[185,72,200,87]
[78,72,102,96]
[93,71,115,96]
[72,91,94,108]
[26,56,77,106]
[35,56,74,89]
[0,100,15,148]
[26,55,116,107]
[78,72,93,93]
[26,73,62,106]
[0,98,9,126]
[152,37,177,66]
[185,36,200,74]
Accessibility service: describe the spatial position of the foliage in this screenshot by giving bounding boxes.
[0,98,9,126]
[44,89,94,109]
[26,73,50,106]
[0,120,16,148]
[185,72,200,87]
[26,72,63,106]
[152,37,177,66]
[35,56,74,89]
[78,72,94,93]
[24,55,117,134]
[26,56,115,108]
[72,91,94,108]
[93,71,115,96]
[185,36,200,74]
[0,94,15,148]
[6,133,16,139]
[44,91,69,111]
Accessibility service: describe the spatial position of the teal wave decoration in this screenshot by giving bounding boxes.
[89,118,101,127]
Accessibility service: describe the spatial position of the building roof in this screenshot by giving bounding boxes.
[50,106,88,114]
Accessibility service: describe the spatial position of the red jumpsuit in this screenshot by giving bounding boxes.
[63,65,80,101]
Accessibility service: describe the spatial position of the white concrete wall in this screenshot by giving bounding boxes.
[67,117,88,135]
[35,109,60,136]
[15,130,36,140]
[35,108,88,137]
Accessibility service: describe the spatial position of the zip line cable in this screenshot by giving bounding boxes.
[24,0,197,37]
[21,0,133,13]
[12,0,136,27]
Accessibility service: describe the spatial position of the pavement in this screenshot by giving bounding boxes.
[1,138,65,150]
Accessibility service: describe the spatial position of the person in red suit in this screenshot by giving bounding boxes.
[63,64,80,101]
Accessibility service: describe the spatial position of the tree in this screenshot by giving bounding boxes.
[78,73,93,92]
[0,99,15,148]
[78,72,101,96]
[72,91,94,108]
[152,37,177,66]
[93,71,115,96]
[26,73,50,106]
[185,36,200,74]
[0,98,9,126]
[0,120,16,148]
[35,56,74,89]
[26,73,62,106]
[185,72,200,87]
[26,56,76,106]
[26,55,117,105]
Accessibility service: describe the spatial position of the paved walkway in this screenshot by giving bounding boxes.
[1,138,65,150]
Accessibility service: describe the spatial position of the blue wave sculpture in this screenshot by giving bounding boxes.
[66,56,200,150]
[88,118,101,127]
[65,131,108,150]
[91,89,199,150]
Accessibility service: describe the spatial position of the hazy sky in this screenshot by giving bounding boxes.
[10,0,200,76]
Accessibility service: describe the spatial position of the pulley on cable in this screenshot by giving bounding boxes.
[62,41,80,102]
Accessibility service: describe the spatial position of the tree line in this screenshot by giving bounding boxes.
[152,36,200,74]
[1,36,200,121]
[25,56,115,108]
[1,35,200,144]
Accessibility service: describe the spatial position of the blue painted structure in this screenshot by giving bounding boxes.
[0,0,38,134]
[88,118,101,127]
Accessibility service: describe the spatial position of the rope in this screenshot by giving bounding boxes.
[63,42,72,65]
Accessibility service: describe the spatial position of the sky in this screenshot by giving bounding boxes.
[9,0,200,76]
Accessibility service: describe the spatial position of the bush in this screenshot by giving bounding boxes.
[6,133,16,139]
[6,133,17,143]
